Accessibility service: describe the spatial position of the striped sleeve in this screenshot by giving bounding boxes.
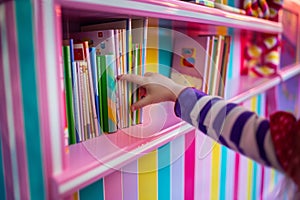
[174,87,283,171]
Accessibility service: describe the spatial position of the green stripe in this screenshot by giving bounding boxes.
[98,55,109,132]
[0,134,6,200]
[79,178,104,200]
[15,1,45,199]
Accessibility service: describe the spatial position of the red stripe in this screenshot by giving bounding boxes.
[104,171,123,200]
[233,153,240,200]
[6,2,30,199]
[184,131,195,200]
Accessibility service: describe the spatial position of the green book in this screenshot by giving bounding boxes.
[62,45,76,144]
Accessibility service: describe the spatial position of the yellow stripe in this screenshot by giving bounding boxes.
[146,18,159,73]
[270,169,275,192]
[138,150,158,200]
[211,142,220,200]
[247,159,253,200]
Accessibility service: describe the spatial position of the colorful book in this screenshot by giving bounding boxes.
[171,34,210,90]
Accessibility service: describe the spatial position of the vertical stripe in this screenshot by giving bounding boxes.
[194,131,201,200]
[184,131,195,200]
[219,146,227,199]
[122,160,138,200]
[15,1,45,199]
[247,159,253,200]
[225,149,235,200]
[6,1,30,198]
[171,135,184,200]
[158,19,173,77]
[226,28,234,81]
[146,18,158,73]
[199,135,213,200]
[79,179,104,200]
[43,1,64,173]
[252,163,258,200]
[211,143,220,200]
[233,153,240,200]
[238,156,248,199]
[0,137,5,200]
[138,150,157,200]
[1,3,20,199]
[104,171,123,200]
[260,167,265,200]
[0,14,7,199]
[158,143,170,200]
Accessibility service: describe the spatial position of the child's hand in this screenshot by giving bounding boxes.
[118,72,187,111]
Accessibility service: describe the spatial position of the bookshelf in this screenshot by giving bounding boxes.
[1,0,300,199]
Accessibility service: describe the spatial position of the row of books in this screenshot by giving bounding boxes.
[63,18,148,144]
[171,33,231,97]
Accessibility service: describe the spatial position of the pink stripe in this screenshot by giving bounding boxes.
[233,153,240,200]
[122,161,138,200]
[260,166,265,200]
[0,13,14,200]
[53,5,67,170]
[34,0,55,198]
[6,2,30,199]
[184,131,195,200]
[104,171,123,200]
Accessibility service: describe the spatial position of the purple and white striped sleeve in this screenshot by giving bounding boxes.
[174,87,282,171]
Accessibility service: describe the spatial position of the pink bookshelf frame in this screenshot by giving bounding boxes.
[48,0,300,198]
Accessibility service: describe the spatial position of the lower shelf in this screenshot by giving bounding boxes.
[52,103,194,197]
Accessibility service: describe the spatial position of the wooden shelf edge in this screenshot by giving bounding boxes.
[52,121,194,198]
[227,63,300,104]
[58,0,282,33]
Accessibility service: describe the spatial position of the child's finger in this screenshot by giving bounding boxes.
[117,74,145,85]
[131,95,151,111]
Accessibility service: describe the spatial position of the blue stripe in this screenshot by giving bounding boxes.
[158,143,170,200]
[174,88,206,123]
[158,19,172,77]
[15,1,45,199]
[219,146,227,199]
[227,28,234,80]
[79,178,104,200]
[213,103,236,137]
[197,97,221,134]
[0,133,6,200]
[252,162,258,200]
[256,120,271,166]
[230,111,254,152]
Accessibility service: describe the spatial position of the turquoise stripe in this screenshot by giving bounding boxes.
[227,28,234,80]
[79,179,104,200]
[252,163,258,200]
[15,1,45,199]
[257,94,262,115]
[219,146,227,199]
[158,19,173,77]
[0,135,6,200]
[158,143,170,200]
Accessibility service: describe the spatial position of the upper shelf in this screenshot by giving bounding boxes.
[58,0,282,33]
[226,63,300,103]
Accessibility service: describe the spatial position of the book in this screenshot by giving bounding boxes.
[171,34,210,90]
[62,44,76,145]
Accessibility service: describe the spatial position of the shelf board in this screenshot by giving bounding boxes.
[52,103,194,197]
[226,63,300,103]
[58,0,282,33]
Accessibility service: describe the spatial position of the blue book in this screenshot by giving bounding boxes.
[89,47,101,133]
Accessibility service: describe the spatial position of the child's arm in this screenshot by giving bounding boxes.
[175,86,283,171]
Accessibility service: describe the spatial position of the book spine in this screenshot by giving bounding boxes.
[62,45,76,145]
